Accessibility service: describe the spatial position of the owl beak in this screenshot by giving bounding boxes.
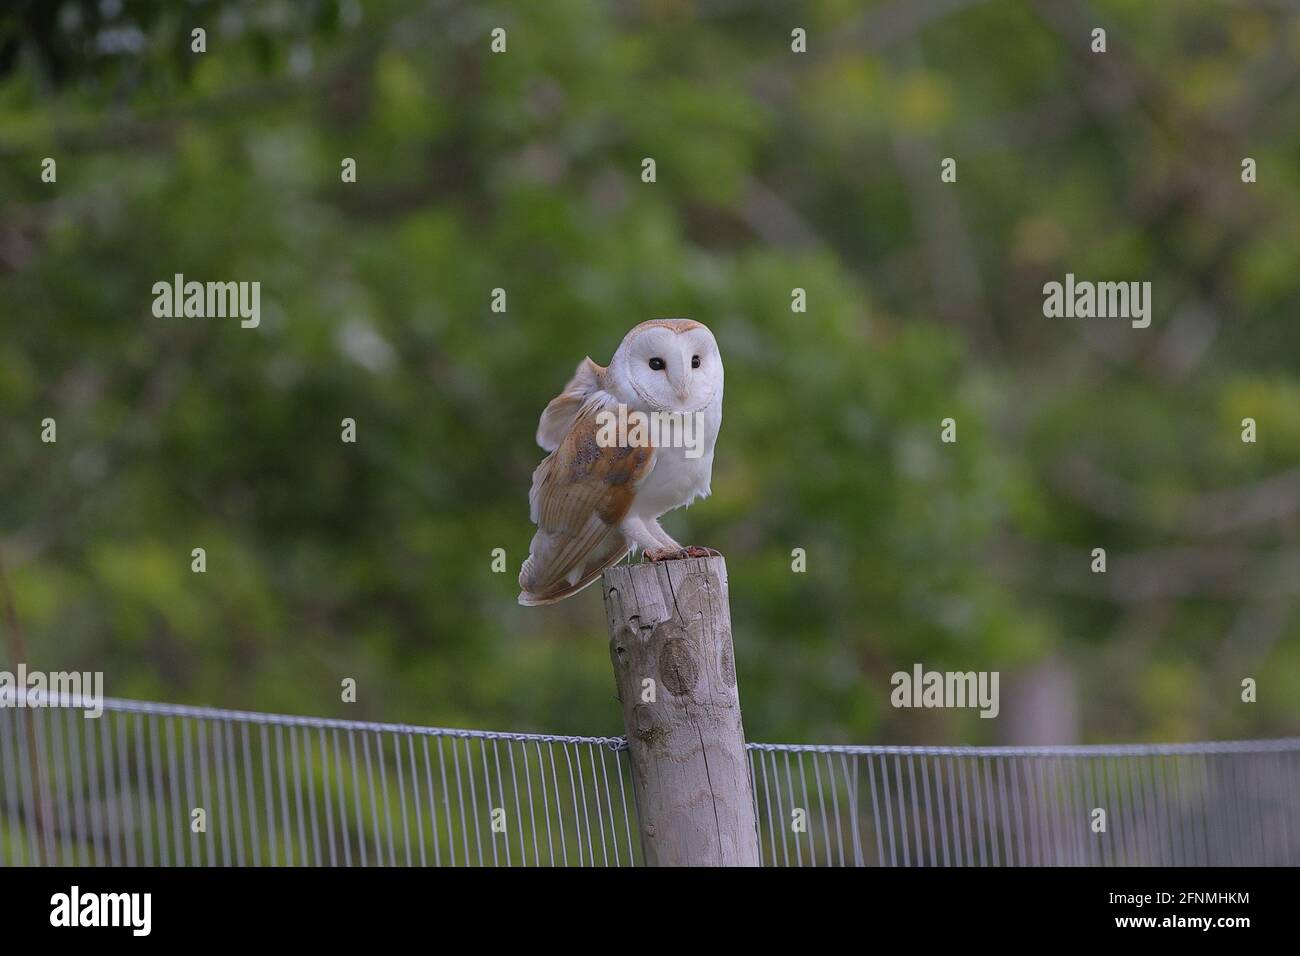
[670,369,691,404]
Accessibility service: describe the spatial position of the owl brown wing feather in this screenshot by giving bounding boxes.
[535,357,605,452]
[519,394,654,605]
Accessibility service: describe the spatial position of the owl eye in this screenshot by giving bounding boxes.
[648,357,665,371]
[691,355,701,369]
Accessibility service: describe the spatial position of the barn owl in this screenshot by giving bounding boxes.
[518,319,724,606]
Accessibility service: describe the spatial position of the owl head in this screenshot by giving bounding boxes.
[610,318,723,413]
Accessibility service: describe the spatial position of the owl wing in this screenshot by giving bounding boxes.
[536,357,604,452]
[519,391,654,606]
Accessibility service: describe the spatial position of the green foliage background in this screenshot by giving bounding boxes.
[2,0,1298,746]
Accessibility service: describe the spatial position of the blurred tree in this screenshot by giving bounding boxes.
[1,0,1297,745]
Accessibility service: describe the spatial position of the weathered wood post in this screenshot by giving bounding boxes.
[602,555,760,866]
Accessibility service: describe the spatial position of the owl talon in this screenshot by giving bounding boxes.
[643,547,689,563]
[683,546,721,558]
[643,546,719,562]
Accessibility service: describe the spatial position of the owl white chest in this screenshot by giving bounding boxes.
[631,402,720,518]
[634,445,713,517]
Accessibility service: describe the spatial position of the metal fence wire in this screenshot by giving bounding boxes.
[747,741,1300,867]
[1,696,1297,866]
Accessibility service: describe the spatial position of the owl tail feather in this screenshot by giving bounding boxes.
[517,543,631,606]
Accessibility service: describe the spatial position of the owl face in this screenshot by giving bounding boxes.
[614,320,723,413]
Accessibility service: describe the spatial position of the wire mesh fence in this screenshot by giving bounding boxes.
[748,741,1300,867]
[2,695,1297,866]
[0,696,639,868]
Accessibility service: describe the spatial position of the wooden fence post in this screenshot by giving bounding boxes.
[602,555,760,866]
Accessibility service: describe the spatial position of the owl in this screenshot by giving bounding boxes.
[518,319,724,605]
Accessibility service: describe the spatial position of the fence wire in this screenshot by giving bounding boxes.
[1,696,1297,866]
[0,697,638,867]
[747,741,1300,867]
